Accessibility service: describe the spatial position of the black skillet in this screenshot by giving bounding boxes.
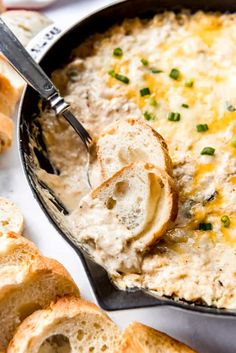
[19,0,236,316]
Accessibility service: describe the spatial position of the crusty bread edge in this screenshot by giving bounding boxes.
[138,163,178,249]
[7,296,120,353]
[119,322,197,353]
[97,118,173,179]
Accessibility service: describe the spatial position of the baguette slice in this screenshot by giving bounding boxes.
[0,197,24,235]
[7,296,121,353]
[97,118,173,179]
[0,11,52,47]
[0,231,40,295]
[120,322,197,353]
[0,55,25,96]
[0,257,79,352]
[0,231,39,270]
[0,74,19,116]
[70,162,178,274]
[0,113,13,152]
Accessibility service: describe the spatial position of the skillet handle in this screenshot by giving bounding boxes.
[0,18,56,101]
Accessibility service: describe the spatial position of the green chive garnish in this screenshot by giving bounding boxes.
[182,103,189,108]
[221,215,230,228]
[185,78,194,87]
[108,70,129,84]
[226,103,236,112]
[141,58,149,66]
[168,112,181,122]
[113,47,123,56]
[231,136,236,147]
[198,223,213,231]
[197,124,209,132]
[200,147,215,156]
[150,97,158,107]
[169,68,180,80]
[151,68,162,74]
[144,111,155,121]
[108,69,116,77]
[140,87,151,96]
[115,74,129,84]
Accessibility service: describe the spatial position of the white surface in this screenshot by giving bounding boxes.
[1,1,236,352]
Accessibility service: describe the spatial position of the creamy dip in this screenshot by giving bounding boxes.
[38,11,236,309]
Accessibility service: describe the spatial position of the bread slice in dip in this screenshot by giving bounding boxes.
[69,162,178,275]
[97,118,173,178]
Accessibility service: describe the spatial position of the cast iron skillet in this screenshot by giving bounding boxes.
[19,0,236,316]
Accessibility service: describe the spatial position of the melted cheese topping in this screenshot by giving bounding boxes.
[39,11,236,309]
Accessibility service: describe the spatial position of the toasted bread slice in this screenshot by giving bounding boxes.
[0,231,39,268]
[0,198,24,235]
[7,296,121,353]
[0,74,19,116]
[70,162,178,273]
[0,231,40,295]
[1,11,52,47]
[0,113,13,152]
[120,322,197,353]
[0,55,25,96]
[0,257,79,352]
[97,118,173,179]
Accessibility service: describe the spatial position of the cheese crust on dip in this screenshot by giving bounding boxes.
[38,11,236,309]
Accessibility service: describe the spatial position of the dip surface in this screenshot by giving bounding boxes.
[38,11,236,309]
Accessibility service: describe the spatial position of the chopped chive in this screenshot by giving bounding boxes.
[182,103,189,108]
[151,68,162,74]
[140,87,151,96]
[141,58,149,66]
[108,69,116,77]
[221,215,230,228]
[169,68,180,80]
[231,136,236,147]
[185,78,194,87]
[113,47,123,56]
[197,124,209,132]
[168,112,181,122]
[150,97,158,107]
[200,147,215,156]
[144,111,155,121]
[115,73,129,84]
[226,103,236,112]
[108,70,130,84]
[198,222,213,231]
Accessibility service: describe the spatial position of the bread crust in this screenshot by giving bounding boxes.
[120,322,197,353]
[0,113,13,152]
[139,163,178,248]
[7,297,120,353]
[0,75,18,117]
[0,232,40,258]
[0,256,79,351]
[97,118,173,179]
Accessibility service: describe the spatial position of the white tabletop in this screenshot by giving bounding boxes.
[1,1,236,352]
